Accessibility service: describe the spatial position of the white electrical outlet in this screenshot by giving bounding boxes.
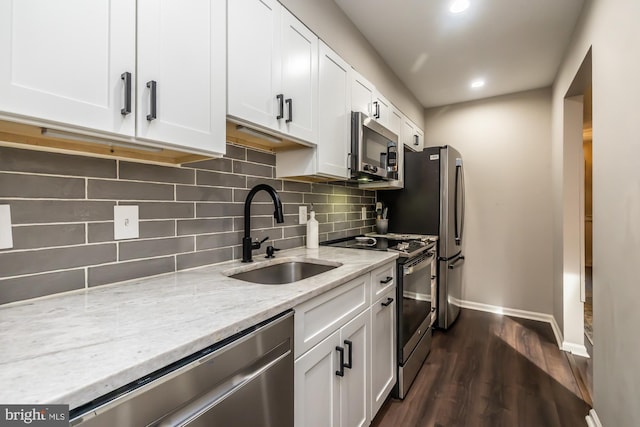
[0,205,13,249]
[114,206,139,240]
[299,205,308,224]
[361,207,367,220]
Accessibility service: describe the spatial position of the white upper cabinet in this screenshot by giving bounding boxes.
[414,126,425,151]
[275,42,350,180]
[351,70,374,117]
[137,0,226,153]
[402,117,424,152]
[389,108,403,139]
[279,9,318,143]
[0,0,136,136]
[0,0,226,157]
[317,42,351,179]
[372,91,391,128]
[228,0,318,145]
[228,0,282,133]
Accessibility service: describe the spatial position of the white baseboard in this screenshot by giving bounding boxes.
[454,298,563,350]
[562,341,590,358]
[586,409,602,427]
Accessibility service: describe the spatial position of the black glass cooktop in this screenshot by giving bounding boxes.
[321,235,434,258]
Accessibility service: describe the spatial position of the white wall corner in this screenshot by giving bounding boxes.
[585,409,602,427]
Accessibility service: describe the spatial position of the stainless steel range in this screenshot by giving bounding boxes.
[321,234,438,399]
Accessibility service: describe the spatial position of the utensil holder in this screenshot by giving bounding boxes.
[376,219,388,234]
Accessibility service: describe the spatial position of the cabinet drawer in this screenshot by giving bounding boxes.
[294,275,370,358]
[371,262,396,301]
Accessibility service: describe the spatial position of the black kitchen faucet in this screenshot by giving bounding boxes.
[242,184,284,262]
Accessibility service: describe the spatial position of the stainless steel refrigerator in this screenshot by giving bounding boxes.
[378,145,465,329]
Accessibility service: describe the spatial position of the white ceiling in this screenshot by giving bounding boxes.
[334,0,585,108]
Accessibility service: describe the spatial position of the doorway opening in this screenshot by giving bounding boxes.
[582,87,593,349]
[562,47,593,402]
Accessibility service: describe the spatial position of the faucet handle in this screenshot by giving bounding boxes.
[252,236,269,250]
[265,245,280,258]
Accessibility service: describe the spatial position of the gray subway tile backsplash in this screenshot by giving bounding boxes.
[246,149,276,166]
[0,173,85,199]
[88,257,175,287]
[233,160,273,178]
[0,143,375,304]
[177,218,234,236]
[119,237,194,261]
[6,200,114,224]
[175,185,233,202]
[88,179,174,201]
[0,146,116,178]
[12,224,86,249]
[196,169,246,188]
[0,244,116,278]
[184,157,233,173]
[120,161,195,184]
[0,270,86,305]
[123,201,194,220]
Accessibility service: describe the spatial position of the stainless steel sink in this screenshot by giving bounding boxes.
[228,260,339,285]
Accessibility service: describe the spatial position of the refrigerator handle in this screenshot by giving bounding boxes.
[454,163,462,245]
[460,162,465,244]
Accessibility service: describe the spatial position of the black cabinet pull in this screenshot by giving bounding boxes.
[380,276,393,284]
[120,72,132,116]
[381,297,394,307]
[414,134,419,145]
[335,346,345,377]
[146,80,157,121]
[285,98,292,123]
[373,101,379,118]
[276,94,284,119]
[343,340,353,369]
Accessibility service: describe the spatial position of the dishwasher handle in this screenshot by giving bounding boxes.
[152,339,291,426]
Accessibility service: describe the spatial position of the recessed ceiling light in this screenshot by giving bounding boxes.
[471,79,485,89]
[449,0,470,14]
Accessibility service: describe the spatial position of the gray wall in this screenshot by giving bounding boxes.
[424,88,554,315]
[552,0,640,424]
[0,144,375,305]
[279,0,424,127]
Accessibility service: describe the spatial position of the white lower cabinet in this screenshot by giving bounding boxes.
[294,309,370,427]
[294,329,341,427]
[294,261,396,426]
[371,289,397,417]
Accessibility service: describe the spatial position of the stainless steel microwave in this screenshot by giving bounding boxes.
[350,112,399,181]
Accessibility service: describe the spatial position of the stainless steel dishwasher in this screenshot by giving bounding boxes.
[70,311,293,427]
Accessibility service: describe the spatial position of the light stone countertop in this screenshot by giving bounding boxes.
[0,246,397,410]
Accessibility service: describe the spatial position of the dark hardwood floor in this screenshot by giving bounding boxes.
[371,309,591,427]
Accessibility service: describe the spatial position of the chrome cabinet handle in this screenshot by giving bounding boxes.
[335,346,345,377]
[121,72,132,116]
[276,94,284,119]
[285,98,292,123]
[146,80,157,121]
[343,340,353,369]
[381,297,394,307]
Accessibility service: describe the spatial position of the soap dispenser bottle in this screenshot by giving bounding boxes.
[306,205,319,249]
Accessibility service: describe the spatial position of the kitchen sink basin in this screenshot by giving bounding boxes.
[227,260,340,285]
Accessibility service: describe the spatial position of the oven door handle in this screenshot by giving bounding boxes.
[403,255,435,276]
